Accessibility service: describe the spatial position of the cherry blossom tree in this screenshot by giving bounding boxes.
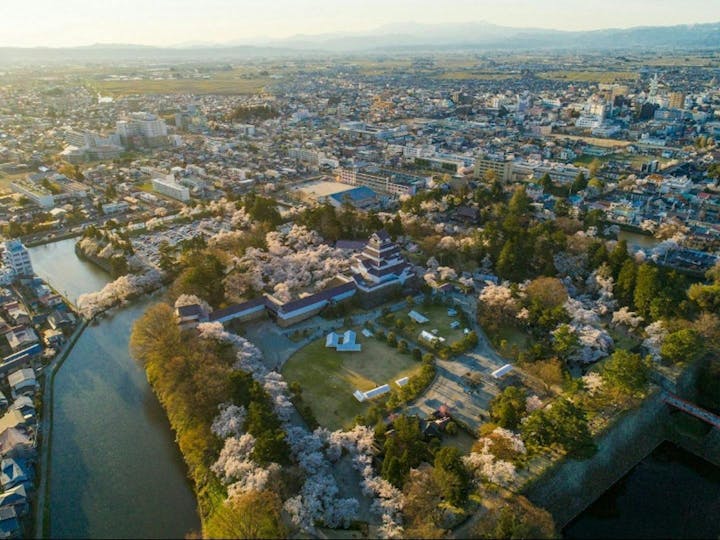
[211,403,247,439]
[77,269,164,318]
[525,395,543,412]
[581,372,604,395]
[643,321,667,361]
[224,225,350,302]
[463,436,518,487]
[612,307,644,329]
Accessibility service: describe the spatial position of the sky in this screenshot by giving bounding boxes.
[0,0,718,47]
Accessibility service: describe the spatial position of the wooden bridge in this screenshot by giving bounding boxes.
[662,392,720,429]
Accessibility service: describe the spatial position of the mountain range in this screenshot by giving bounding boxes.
[1,21,718,64]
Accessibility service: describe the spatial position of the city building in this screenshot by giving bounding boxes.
[151,176,190,202]
[337,167,425,196]
[474,155,513,183]
[668,92,686,110]
[1,241,33,279]
[116,112,168,147]
[10,180,54,208]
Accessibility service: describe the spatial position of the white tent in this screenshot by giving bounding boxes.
[408,310,430,324]
[491,364,514,379]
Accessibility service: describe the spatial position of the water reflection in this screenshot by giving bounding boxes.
[30,240,199,538]
[564,442,720,539]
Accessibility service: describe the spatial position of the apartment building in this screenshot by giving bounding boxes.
[151,177,190,202]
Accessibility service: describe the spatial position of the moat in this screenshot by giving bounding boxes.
[564,441,720,539]
[29,239,200,538]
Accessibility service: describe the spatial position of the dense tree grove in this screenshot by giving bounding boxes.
[204,490,286,539]
[521,398,595,458]
[130,304,289,519]
[489,386,527,430]
[226,104,279,122]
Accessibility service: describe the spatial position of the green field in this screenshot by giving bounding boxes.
[435,71,518,81]
[574,152,674,169]
[539,70,639,83]
[282,330,422,430]
[549,134,632,148]
[398,304,467,345]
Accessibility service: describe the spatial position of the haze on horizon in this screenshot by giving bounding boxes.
[1,0,719,48]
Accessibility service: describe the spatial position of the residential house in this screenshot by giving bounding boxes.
[43,329,64,348]
[47,310,73,330]
[0,485,28,517]
[0,505,20,539]
[7,369,37,399]
[5,328,38,352]
[0,429,34,461]
[0,411,26,435]
[9,397,34,423]
[0,459,29,491]
[2,305,29,327]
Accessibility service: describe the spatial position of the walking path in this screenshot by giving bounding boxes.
[243,299,410,370]
[404,294,507,432]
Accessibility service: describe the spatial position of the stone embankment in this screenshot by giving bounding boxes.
[524,360,719,529]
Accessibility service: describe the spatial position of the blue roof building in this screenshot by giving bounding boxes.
[327,186,379,210]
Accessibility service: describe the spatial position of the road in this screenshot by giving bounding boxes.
[405,293,507,433]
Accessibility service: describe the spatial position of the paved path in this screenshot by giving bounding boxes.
[405,293,507,433]
[243,299,411,371]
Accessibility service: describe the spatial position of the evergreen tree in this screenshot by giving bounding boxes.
[634,263,661,318]
[615,259,637,307]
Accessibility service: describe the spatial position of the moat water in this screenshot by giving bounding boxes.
[29,239,200,538]
[564,441,720,539]
[617,230,662,251]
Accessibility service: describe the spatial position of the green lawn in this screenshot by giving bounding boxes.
[282,330,422,430]
[574,153,673,169]
[487,323,531,360]
[397,304,467,345]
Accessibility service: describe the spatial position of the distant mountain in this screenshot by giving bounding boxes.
[0,21,718,64]
[269,20,720,52]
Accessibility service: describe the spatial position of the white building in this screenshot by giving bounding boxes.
[2,241,33,278]
[338,168,423,196]
[151,177,190,202]
[10,180,54,208]
[116,112,168,146]
[351,230,414,293]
